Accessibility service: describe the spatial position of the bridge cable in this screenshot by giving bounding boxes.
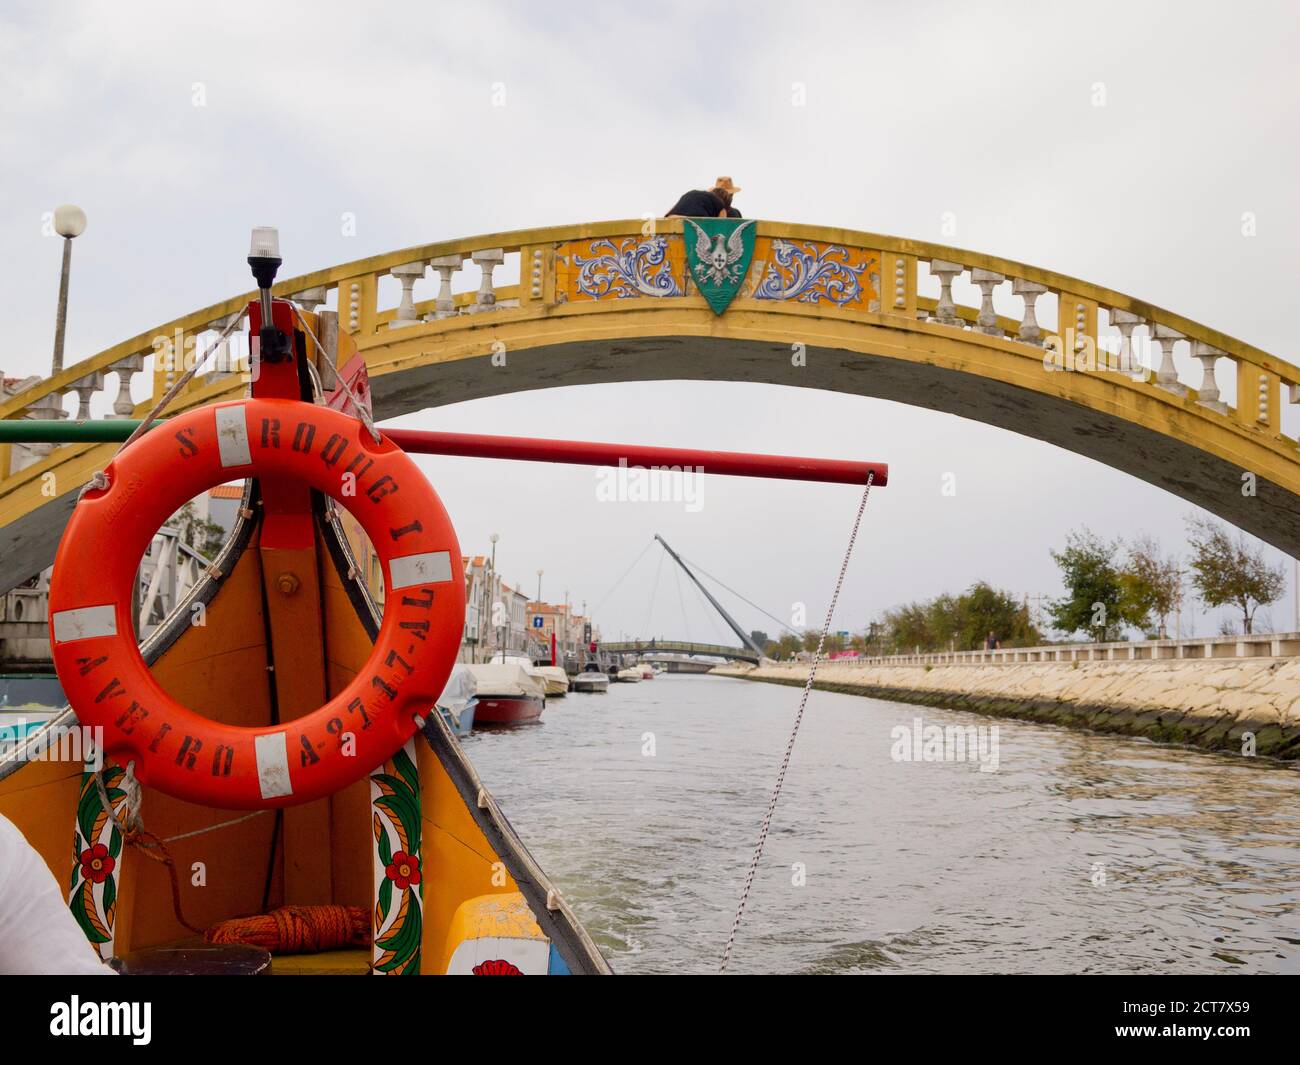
[719,471,874,973]
[672,562,692,643]
[679,553,801,637]
[590,540,655,617]
[638,549,667,641]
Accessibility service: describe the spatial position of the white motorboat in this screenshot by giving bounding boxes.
[571,670,609,693]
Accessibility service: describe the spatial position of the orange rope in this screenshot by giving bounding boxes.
[204,905,371,954]
[126,829,204,936]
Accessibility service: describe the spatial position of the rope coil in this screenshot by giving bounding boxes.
[205,905,370,954]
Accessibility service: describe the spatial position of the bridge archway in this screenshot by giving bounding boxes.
[2,219,1297,590]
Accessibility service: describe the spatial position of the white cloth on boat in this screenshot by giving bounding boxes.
[0,813,114,975]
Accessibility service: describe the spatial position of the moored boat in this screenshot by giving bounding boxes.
[465,662,546,724]
[615,668,642,683]
[571,669,609,693]
[533,665,570,696]
[435,664,477,736]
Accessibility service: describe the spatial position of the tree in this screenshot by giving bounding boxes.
[1049,529,1124,641]
[957,582,1037,648]
[876,584,1038,652]
[1185,517,1285,635]
[880,601,932,653]
[1117,535,1182,638]
[772,632,801,660]
[167,501,226,560]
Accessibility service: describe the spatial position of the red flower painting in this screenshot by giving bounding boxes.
[472,959,523,976]
[385,851,421,891]
[79,843,115,884]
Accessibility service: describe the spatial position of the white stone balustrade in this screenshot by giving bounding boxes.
[69,371,105,421]
[108,355,144,417]
[927,260,964,327]
[1012,279,1047,345]
[470,248,505,313]
[1110,309,1145,379]
[291,287,329,312]
[426,255,465,320]
[388,262,427,329]
[1151,324,1189,396]
[1192,341,1228,413]
[970,269,1004,335]
[22,389,67,459]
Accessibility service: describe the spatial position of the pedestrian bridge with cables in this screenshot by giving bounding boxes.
[602,640,762,665]
[3,218,1299,593]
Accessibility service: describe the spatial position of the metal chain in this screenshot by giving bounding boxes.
[719,470,874,973]
[291,307,382,443]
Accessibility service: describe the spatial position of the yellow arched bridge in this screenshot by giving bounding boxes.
[3,218,1299,591]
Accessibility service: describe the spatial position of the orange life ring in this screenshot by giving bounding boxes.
[48,398,464,809]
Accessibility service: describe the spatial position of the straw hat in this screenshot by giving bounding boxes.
[713,176,742,195]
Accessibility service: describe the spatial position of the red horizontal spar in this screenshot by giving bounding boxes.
[0,420,886,485]
[383,429,887,487]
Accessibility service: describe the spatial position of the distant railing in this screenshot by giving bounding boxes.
[808,632,1300,666]
[602,639,755,660]
[3,218,1297,489]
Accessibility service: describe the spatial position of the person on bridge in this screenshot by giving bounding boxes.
[666,177,742,219]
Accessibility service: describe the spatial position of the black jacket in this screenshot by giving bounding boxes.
[666,189,742,218]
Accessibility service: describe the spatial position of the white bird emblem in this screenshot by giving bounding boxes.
[685,219,755,287]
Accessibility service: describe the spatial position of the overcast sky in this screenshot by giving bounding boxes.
[4,0,1299,643]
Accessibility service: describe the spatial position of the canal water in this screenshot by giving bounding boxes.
[464,673,1300,974]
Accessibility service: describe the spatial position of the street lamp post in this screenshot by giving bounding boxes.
[51,205,87,377]
[489,533,500,657]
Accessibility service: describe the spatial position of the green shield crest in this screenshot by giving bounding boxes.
[683,218,756,314]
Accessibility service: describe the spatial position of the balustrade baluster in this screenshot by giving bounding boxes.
[24,391,67,458]
[470,249,506,313]
[70,371,105,421]
[1151,324,1188,396]
[1012,279,1047,344]
[1191,341,1228,413]
[426,255,465,319]
[927,260,964,327]
[291,287,329,313]
[970,269,1004,335]
[107,354,144,418]
[1110,310,1145,379]
[388,263,427,328]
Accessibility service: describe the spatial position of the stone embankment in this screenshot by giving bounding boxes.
[714,659,1300,759]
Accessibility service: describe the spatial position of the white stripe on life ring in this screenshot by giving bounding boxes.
[215,406,252,468]
[52,604,118,643]
[389,550,452,589]
[254,732,293,799]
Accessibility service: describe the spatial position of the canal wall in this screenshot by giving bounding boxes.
[713,659,1300,759]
